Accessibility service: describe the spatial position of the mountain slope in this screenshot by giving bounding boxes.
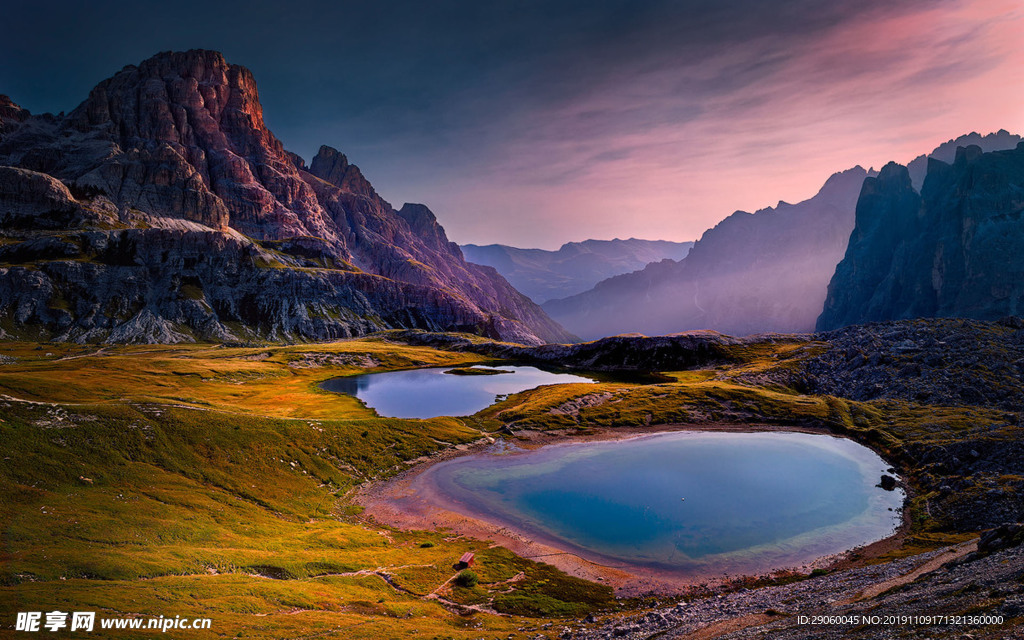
[0,50,571,345]
[818,142,1024,330]
[543,131,1023,341]
[543,166,871,339]
[460,238,693,303]
[906,129,1021,190]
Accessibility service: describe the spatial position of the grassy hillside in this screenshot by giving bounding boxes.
[0,338,616,639]
[0,331,1009,638]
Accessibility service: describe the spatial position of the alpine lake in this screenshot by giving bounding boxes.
[326,366,904,578]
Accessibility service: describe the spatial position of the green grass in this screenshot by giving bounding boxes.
[0,340,596,638]
[0,333,1008,638]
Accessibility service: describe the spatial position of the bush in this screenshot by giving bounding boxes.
[455,569,478,588]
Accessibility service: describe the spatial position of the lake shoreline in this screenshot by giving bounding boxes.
[355,422,911,597]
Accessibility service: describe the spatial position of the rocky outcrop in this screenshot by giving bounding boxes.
[567,541,1024,639]
[543,166,872,339]
[0,96,29,134]
[460,238,693,303]
[803,318,1024,412]
[0,228,539,344]
[539,132,1022,342]
[815,164,924,330]
[391,328,755,373]
[0,50,572,344]
[906,129,1022,190]
[818,143,1024,331]
[0,166,112,229]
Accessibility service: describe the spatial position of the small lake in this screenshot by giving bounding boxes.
[321,366,594,418]
[423,431,903,576]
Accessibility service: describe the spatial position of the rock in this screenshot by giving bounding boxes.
[816,162,922,330]
[978,523,1024,553]
[0,167,107,229]
[544,166,872,339]
[877,474,898,491]
[1001,596,1024,617]
[997,316,1024,329]
[394,328,745,373]
[803,319,1024,413]
[819,143,1024,330]
[0,95,30,126]
[0,50,573,345]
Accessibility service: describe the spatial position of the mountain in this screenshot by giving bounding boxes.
[0,50,572,345]
[906,129,1021,190]
[543,131,1023,341]
[460,238,693,303]
[817,142,1024,331]
[542,166,872,339]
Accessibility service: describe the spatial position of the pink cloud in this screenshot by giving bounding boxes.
[424,0,1024,249]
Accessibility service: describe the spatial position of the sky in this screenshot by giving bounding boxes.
[2,0,1023,249]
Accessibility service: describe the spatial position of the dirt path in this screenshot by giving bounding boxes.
[663,539,979,640]
[842,538,977,604]
[674,613,779,640]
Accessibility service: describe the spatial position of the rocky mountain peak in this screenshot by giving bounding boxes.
[309,145,382,202]
[310,145,351,181]
[397,202,441,233]
[1,48,343,242]
[0,96,30,138]
[397,203,452,248]
[872,161,912,187]
[544,157,875,338]
[817,143,1024,330]
[0,50,573,345]
[953,144,985,167]
[0,95,29,122]
[810,165,872,210]
[907,130,1022,190]
[71,49,267,144]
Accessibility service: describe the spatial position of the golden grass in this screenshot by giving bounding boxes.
[0,338,489,419]
[0,338,618,639]
[0,333,1009,638]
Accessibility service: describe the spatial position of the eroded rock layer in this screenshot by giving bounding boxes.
[818,143,1024,331]
[0,50,571,344]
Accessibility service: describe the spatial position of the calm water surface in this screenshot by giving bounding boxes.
[321,366,594,418]
[424,431,903,575]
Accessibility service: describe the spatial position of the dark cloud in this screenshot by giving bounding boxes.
[0,0,1017,247]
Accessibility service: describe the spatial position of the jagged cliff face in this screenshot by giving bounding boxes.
[543,166,871,339]
[818,143,1024,331]
[0,50,571,344]
[541,131,1022,341]
[906,129,1022,191]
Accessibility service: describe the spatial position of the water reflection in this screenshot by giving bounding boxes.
[321,365,594,418]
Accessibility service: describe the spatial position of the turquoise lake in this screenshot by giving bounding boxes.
[321,366,594,418]
[423,431,904,575]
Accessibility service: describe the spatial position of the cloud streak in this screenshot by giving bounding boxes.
[403,0,1024,247]
[1,0,1021,248]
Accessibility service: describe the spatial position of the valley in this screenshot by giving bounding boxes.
[2,30,1023,640]
[2,319,1022,638]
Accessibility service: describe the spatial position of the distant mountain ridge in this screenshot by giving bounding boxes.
[461,238,693,303]
[907,129,1021,190]
[542,166,872,339]
[544,130,1023,340]
[0,50,572,345]
[818,142,1024,330]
